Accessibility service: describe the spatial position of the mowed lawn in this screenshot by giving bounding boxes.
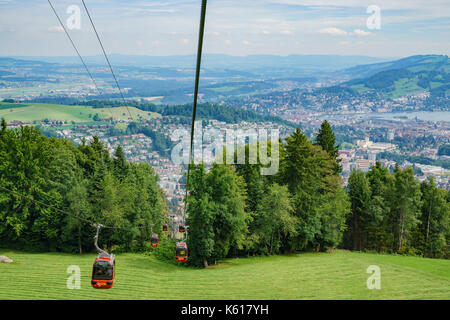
[0,103,160,122]
[0,250,448,300]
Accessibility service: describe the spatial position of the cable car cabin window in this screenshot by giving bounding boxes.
[151,237,158,244]
[92,260,114,280]
[176,247,187,256]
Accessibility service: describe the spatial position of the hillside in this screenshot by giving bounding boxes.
[0,250,448,300]
[0,102,161,123]
[342,55,450,100]
[10,54,391,72]
[343,55,450,79]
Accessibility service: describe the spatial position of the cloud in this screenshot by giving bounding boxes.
[242,40,251,46]
[317,27,348,36]
[352,29,371,36]
[180,39,190,45]
[280,29,294,35]
[225,40,232,46]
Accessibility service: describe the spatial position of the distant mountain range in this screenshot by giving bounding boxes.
[7,54,393,74]
[1,53,448,109]
[340,55,450,100]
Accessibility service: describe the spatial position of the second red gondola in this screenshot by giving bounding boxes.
[151,234,159,247]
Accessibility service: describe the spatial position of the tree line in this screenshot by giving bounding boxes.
[345,163,449,258]
[185,120,449,267]
[74,100,295,127]
[186,121,350,267]
[0,118,448,264]
[0,119,166,253]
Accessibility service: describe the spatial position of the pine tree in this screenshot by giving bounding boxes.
[418,178,449,258]
[387,167,422,253]
[345,170,371,251]
[113,144,129,181]
[315,120,341,174]
[279,128,337,251]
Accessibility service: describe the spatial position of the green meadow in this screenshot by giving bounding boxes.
[0,102,160,123]
[0,250,448,300]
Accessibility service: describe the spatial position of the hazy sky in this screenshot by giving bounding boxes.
[0,0,449,58]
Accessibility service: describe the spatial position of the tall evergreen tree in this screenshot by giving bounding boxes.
[279,128,341,251]
[113,144,129,182]
[315,120,341,174]
[418,178,449,258]
[345,170,371,251]
[386,167,422,253]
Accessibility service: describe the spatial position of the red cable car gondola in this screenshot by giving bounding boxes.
[151,234,159,247]
[163,224,168,232]
[175,242,188,262]
[91,224,116,289]
[91,255,116,289]
[179,224,186,233]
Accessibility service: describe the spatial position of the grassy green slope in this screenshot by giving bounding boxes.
[0,250,448,300]
[0,102,160,122]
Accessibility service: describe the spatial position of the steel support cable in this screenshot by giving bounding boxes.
[48,0,102,96]
[81,0,134,122]
[183,0,208,223]
[48,0,118,123]
[18,2,153,232]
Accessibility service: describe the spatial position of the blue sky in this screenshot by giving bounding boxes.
[0,0,449,57]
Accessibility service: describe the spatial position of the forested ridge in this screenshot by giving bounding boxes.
[74,100,295,127]
[0,119,448,266]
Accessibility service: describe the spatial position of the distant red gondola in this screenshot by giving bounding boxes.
[175,242,188,262]
[151,234,159,247]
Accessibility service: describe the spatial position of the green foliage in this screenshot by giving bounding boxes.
[342,163,448,258]
[0,123,166,253]
[186,163,215,267]
[417,178,449,258]
[344,170,372,251]
[386,167,422,253]
[278,128,349,251]
[315,120,341,174]
[146,238,179,265]
[76,100,294,127]
[186,163,248,267]
[253,183,297,255]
